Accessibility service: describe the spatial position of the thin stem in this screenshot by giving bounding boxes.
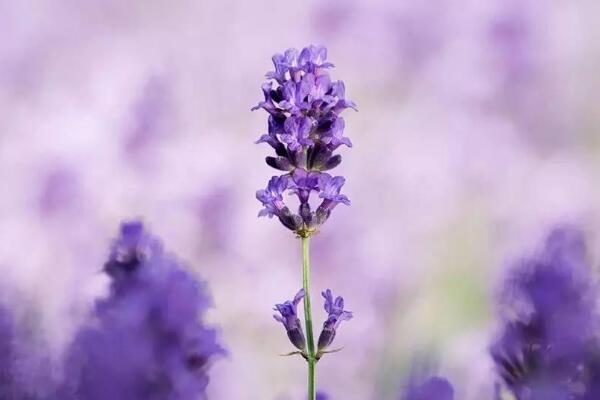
[302,236,316,400]
[308,357,315,399]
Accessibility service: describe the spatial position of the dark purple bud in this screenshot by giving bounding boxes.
[286,324,307,352]
[317,327,336,352]
[266,156,294,171]
[278,208,303,232]
[308,143,332,170]
[315,205,331,226]
[268,114,286,134]
[322,155,342,171]
[299,203,316,229]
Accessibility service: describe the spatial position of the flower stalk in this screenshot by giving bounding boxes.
[257,45,354,399]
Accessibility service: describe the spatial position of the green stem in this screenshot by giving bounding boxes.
[308,357,315,399]
[302,236,316,400]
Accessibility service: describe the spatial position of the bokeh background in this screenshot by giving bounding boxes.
[2,0,600,399]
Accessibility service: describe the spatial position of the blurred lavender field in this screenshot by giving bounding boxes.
[2,0,600,399]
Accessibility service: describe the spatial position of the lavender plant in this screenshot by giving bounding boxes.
[490,227,600,400]
[60,221,223,400]
[253,45,355,399]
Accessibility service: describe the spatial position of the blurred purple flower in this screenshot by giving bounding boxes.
[490,226,600,400]
[315,391,330,400]
[61,221,223,400]
[273,289,307,351]
[317,289,352,352]
[402,376,454,400]
[253,45,355,237]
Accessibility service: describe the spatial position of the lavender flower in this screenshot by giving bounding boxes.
[254,45,355,237]
[61,221,223,400]
[490,226,600,400]
[317,289,352,352]
[274,289,306,351]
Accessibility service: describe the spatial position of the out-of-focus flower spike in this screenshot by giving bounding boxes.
[60,221,224,400]
[490,225,600,399]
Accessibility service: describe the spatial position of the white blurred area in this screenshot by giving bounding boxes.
[1,0,600,399]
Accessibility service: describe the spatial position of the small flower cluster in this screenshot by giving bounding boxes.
[274,289,352,358]
[254,45,356,237]
[61,221,223,400]
[490,227,600,400]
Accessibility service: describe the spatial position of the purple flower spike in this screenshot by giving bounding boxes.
[61,221,224,400]
[317,289,352,352]
[490,226,600,400]
[253,45,355,236]
[274,289,307,351]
